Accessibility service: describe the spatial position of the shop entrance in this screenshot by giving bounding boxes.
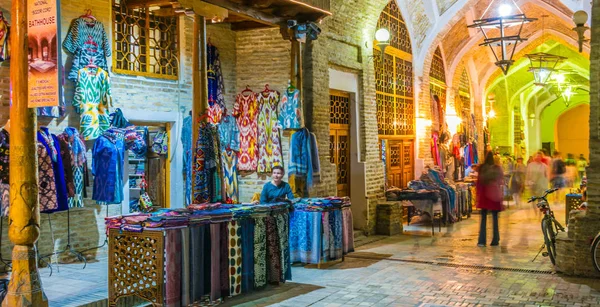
[383,139,414,188]
[330,90,351,197]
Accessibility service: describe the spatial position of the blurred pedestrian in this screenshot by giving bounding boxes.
[550,151,566,205]
[476,151,505,247]
[526,151,549,215]
[509,157,526,207]
[577,154,588,185]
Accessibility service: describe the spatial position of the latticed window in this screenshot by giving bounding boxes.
[374,1,414,136]
[113,0,179,79]
[458,68,471,114]
[430,47,447,131]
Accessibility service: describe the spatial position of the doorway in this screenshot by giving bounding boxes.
[329,90,351,197]
[382,138,414,188]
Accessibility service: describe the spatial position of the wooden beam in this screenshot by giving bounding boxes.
[3,0,47,305]
[230,20,275,31]
[127,0,178,9]
[191,14,208,205]
[178,0,228,20]
[201,0,284,26]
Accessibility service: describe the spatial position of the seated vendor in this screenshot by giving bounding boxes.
[259,166,294,203]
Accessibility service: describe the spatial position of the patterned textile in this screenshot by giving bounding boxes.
[330,210,343,260]
[289,128,321,189]
[233,91,258,171]
[63,18,111,82]
[265,216,281,283]
[278,88,302,130]
[218,115,240,152]
[165,228,182,307]
[189,224,211,302]
[62,128,87,166]
[109,108,132,129]
[0,16,9,61]
[322,212,331,260]
[253,217,267,288]
[61,128,87,208]
[289,210,321,264]
[256,90,283,173]
[38,128,69,212]
[181,228,190,306]
[240,219,255,293]
[182,116,193,206]
[222,150,239,204]
[220,222,229,298]
[38,143,58,212]
[276,212,291,281]
[37,103,66,118]
[56,134,75,198]
[210,129,223,203]
[0,183,8,217]
[342,207,355,254]
[92,130,125,204]
[0,129,8,183]
[73,67,112,141]
[207,45,225,125]
[209,223,221,302]
[69,166,85,208]
[193,123,217,203]
[228,221,242,296]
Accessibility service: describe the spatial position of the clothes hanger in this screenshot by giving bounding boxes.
[287,80,296,92]
[81,9,96,23]
[241,85,253,95]
[263,84,271,93]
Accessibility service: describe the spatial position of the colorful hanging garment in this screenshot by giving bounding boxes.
[63,17,111,82]
[218,115,240,152]
[0,14,9,61]
[56,134,76,198]
[278,88,302,129]
[0,129,8,217]
[0,182,7,218]
[37,143,58,212]
[288,128,321,189]
[207,44,225,124]
[73,67,112,141]
[193,123,217,203]
[60,127,87,208]
[38,127,69,212]
[256,89,283,173]
[233,91,258,171]
[222,149,239,204]
[228,220,243,296]
[253,217,267,288]
[182,116,193,206]
[164,228,183,307]
[92,129,125,204]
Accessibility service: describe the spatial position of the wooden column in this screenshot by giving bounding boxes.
[291,39,304,127]
[191,14,208,204]
[4,0,48,306]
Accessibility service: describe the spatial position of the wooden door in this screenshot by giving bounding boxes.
[330,91,351,197]
[384,139,414,188]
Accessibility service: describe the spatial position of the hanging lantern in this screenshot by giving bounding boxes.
[525,53,567,86]
[561,85,574,107]
[467,0,536,75]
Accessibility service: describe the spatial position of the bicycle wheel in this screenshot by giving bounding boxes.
[542,218,557,265]
[592,234,600,273]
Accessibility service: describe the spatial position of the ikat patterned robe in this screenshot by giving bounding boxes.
[233,91,258,171]
[278,88,302,130]
[257,90,283,173]
[73,67,112,141]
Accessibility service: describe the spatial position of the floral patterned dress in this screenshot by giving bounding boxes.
[38,143,58,212]
[257,90,283,173]
[73,67,112,141]
[0,129,8,217]
[233,91,258,171]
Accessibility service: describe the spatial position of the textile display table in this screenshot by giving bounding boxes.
[106,203,291,307]
[289,197,355,266]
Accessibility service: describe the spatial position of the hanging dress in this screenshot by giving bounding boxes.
[222,149,239,204]
[278,88,302,130]
[37,143,58,212]
[207,44,225,125]
[63,17,111,82]
[233,91,258,172]
[256,89,283,173]
[38,127,69,212]
[0,15,9,61]
[0,129,8,217]
[60,128,87,208]
[73,67,112,140]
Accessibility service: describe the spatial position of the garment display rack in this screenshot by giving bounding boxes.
[39,205,87,276]
[78,204,110,253]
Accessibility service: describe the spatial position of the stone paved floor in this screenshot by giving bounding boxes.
[39,202,600,307]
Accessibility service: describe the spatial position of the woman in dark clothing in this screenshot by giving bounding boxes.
[476,151,505,247]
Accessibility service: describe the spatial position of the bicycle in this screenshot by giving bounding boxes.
[592,231,600,273]
[528,188,566,265]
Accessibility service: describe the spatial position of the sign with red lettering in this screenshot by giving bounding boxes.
[27,0,61,108]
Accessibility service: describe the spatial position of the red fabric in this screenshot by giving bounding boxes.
[475,165,505,211]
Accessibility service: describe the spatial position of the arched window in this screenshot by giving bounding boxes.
[429,47,447,133]
[375,0,414,136]
[458,68,471,115]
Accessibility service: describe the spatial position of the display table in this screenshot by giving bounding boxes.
[106,203,291,306]
[289,197,355,266]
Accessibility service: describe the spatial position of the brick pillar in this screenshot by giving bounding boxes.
[555,0,600,277]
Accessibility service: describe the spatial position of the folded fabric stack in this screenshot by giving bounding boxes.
[386,188,440,202]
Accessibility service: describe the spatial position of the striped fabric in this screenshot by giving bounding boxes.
[63,18,111,82]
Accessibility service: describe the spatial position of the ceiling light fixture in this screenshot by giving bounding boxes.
[374,28,390,60]
[467,0,536,75]
[572,10,589,53]
[525,15,566,86]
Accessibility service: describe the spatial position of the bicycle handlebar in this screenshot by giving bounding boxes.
[527,188,559,203]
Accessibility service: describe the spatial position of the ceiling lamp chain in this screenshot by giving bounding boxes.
[467,0,536,75]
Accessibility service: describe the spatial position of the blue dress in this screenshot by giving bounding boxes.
[37,127,69,212]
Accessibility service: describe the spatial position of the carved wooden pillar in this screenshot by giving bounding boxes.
[4,0,48,306]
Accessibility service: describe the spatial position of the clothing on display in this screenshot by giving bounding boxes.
[38,127,69,213]
[60,127,88,208]
[222,149,239,204]
[183,115,193,206]
[0,12,9,62]
[0,128,8,185]
[278,87,302,130]
[63,17,111,82]
[233,90,258,171]
[38,143,59,212]
[256,88,283,173]
[73,67,112,140]
[218,114,240,152]
[207,44,225,125]
[193,123,217,203]
[288,128,321,192]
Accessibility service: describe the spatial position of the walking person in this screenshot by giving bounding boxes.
[577,154,588,186]
[509,157,526,207]
[476,151,505,247]
[526,151,549,216]
[550,151,567,205]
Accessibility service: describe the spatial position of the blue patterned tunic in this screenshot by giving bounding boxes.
[63,18,111,82]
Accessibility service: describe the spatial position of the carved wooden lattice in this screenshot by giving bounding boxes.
[337,135,349,185]
[430,47,446,83]
[108,228,165,307]
[375,1,414,137]
[330,93,350,125]
[458,68,471,114]
[113,0,179,79]
[330,91,351,197]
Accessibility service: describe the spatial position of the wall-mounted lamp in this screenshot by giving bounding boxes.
[528,113,535,126]
[572,10,589,53]
[488,109,496,119]
[374,28,390,60]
